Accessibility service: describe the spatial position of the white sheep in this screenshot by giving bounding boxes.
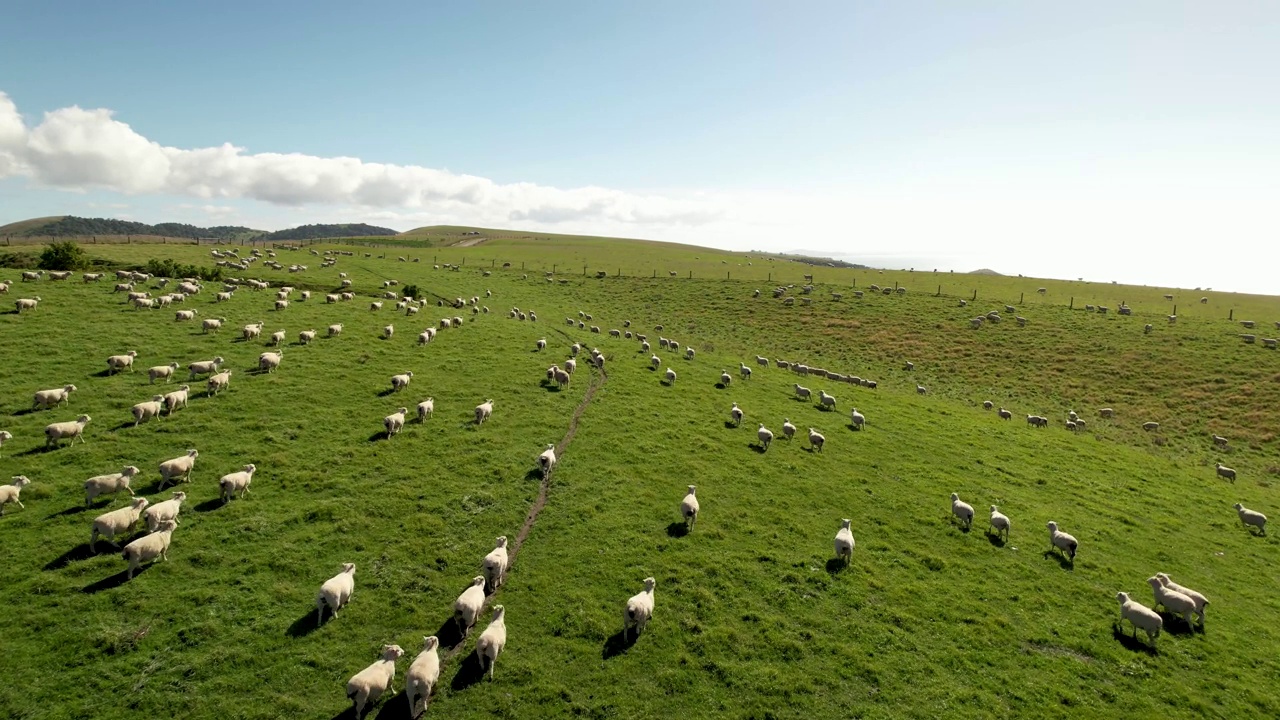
[158,449,199,489]
[268,329,286,346]
[1155,573,1208,623]
[1046,521,1078,561]
[849,408,865,430]
[476,605,508,680]
[218,464,257,502]
[384,407,408,438]
[950,493,974,529]
[84,465,141,506]
[163,385,191,415]
[916,384,927,395]
[475,399,494,425]
[782,419,796,441]
[623,577,657,640]
[537,337,547,351]
[483,536,509,592]
[14,296,40,312]
[1215,463,1236,482]
[453,576,488,635]
[1099,408,1114,418]
[1116,591,1162,644]
[317,563,357,622]
[174,309,198,321]
[382,324,394,339]
[299,329,317,345]
[345,644,403,718]
[0,430,11,456]
[1233,503,1266,534]
[1147,576,1198,626]
[122,519,178,578]
[808,427,825,452]
[794,384,811,400]
[0,476,32,515]
[417,398,434,422]
[740,363,752,380]
[328,323,343,337]
[188,357,224,379]
[207,370,233,396]
[989,505,1010,541]
[538,443,557,478]
[258,350,284,373]
[91,497,149,550]
[834,518,855,565]
[729,402,743,426]
[147,363,180,384]
[819,390,836,410]
[33,384,78,410]
[106,350,138,374]
[681,485,700,530]
[758,423,774,450]
[391,372,414,392]
[45,414,91,447]
[720,369,732,386]
[131,395,165,426]
[650,354,662,370]
[242,321,264,340]
[1142,421,1160,431]
[405,637,441,716]
[141,490,186,532]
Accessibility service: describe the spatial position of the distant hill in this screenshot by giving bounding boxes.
[0,216,69,236]
[263,223,397,241]
[969,268,1003,276]
[0,216,264,241]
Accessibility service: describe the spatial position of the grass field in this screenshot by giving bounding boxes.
[0,238,1277,719]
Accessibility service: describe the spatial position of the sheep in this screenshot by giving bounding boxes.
[782,418,796,441]
[84,465,141,506]
[163,385,191,415]
[1211,434,1228,448]
[174,309,198,322]
[298,329,317,345]
[988,505,1010,541]
[0,430,10,456]
[538,444,557,477]
[258,350,284,373]
[1233,503,1266,534]
[1147,576,1198,626]
[325,293,339,303]
[729,402,743,426]
[849,408,865,430]
[739,363,753,381]
[201,316,227,333]
[483,536,509,592]
[0,476,32,515]
[345,644,403,718]
[242,321,265,340]
[819,390,837,410]
[453,576,488,635]
[91,497,150,550]
[206,370,233,396]
[405,637,441,716]
[121,519,178,578]
[384,407,408,437]
[1099,408,1114,418]
[317,563,357,622]
[106,350,138,374]
[665,367,677,384]
[686,347,695,360]
[14,296,41,314]
[142,362,179,385]
[808,427,825,452]
[475,399,494,425]
[33,384,77,409]
[263,329,284,347]
[0,281,7,293]
[1145,323,1154,334]
[1142,421,1160,431]
[328,323,343,337]
[370,301,383,311]
[1215,463,1236,482]
[417,397,434,422]
[564,358,577,374]
[1046,521,1078,561]
[1116,591,1162,644]
[1155,573,1208,623]
[949,493,974,529]
[218,464,257,502]
[916,385,927,395]
[623,577,657,640]
[391,372,414,392]
[476,605,508,680]
[758,423,774,450]
[834,519,855,565]
[680,484,700,530]
[45,414,91,447]
[794,384,811,400]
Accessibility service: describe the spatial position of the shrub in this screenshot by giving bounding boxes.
[402,284,419,299]
[144,258,223,282]
[39,241,89,271]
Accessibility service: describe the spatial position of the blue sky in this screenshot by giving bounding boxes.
[1,1,1277,292]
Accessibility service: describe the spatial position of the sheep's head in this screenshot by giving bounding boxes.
[172,491,188,502]
[12,475,31,487]
[1046,521,1058,531]
[422,636,439,651]
[490,605,505,620]
[642,577,656,591]
[77,415,91,424]
[1116,592,1130,604]
[131,497,150,510]
[123,466,141,476]
[381,644,404,661]
[342,563,356,574]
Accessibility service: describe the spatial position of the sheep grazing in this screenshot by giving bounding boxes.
[328,323,343,337]
[345,644,403,718]
[84,465,141,506]
[664,367,677,384]
[819,390,836,410]
[623,577,657,641]
[475,399,494,425]
[758,423,774,450]
[266,329,285,346]
[33,383,78,410]
[158,449,199,489]
[1147,576,1198,626]
[720,370,732,386]
[794,384,811,400]
[0,476,32,515]
[384,407,409,438]
[317,563,357,622]
[207,370,233,396]
[483,536,509,593]
[950,493,974,529]
[106,350,138,374]
[1233,503,1266,534]
[218,464,257,502]
[90,497,149,550]
[1155,573,1208,623]
[258,350,284,373]
[849,408,865,430]
[390,372,414,392]
[834,518,855,565]
[729,402,743,426]
[782,418,796,441]
[122,519,178,578]
[681,485,700,530]
[989,505,1010,541]
[1215,463,1236,482]
[45,414,91,448]
[454,576,488,635]
[476,605,508,680]
[808,427,825,452]
[405,637,441,716]
[417,397,434,422]
[538,444,557,478]
[1116,591,1162,645]
[163,385,191,415]
[1046,521,1078,561]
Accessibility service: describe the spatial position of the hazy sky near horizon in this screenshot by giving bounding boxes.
[1,1,1277,293]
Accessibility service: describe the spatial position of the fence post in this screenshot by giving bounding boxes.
[727,271,730,280]
[1019,292,1024,304]
[688,271,692,279]
[1069,296,1074,309]
[936,284,941,296]
[768,272,771,282]
[583,265,587,276]
[653,269,656,278]
[971,289,977,301]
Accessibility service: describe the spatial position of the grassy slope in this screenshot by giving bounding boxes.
[0,242,1276,719]
[0,216,68,235]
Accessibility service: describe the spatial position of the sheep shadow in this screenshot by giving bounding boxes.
[93,369,115,378]
[602,629,637,660]
[194,497,224,513]
[723,421,738,429]
[112,421,141,432]
[377,388,397,398]
[432,616,465,651]
[825,557,849,574]
[15,445,55,457]
[449,649,487,691]
[47,504,91,519]
[665,521,689,538]
[1111,624,1159,655]
[286,609,323,638]
[542,384,563,393]
[83,567,145,593]
[367,431,389,442]
[749,442,767,454]
[846,424,863,432]
[714,383,726,390]
[985,531,1008,548]
[1043,550,1075,570]
[524,468,544,482]
[327,706,357,720]
[790,396,808,402]
[43,542,98,570]
[372,692,412,720]
[660,379,673,386]
[10,407,38,417]
[1158,613,1201,636]
[815,403,832,412]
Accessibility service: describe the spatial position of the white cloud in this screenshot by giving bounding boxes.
[0,92,721,227]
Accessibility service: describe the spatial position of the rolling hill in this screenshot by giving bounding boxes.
[0,216,397,243]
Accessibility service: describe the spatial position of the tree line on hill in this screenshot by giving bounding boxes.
[9,217,398,242]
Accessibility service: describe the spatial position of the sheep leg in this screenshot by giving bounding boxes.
[15,500,24,509]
